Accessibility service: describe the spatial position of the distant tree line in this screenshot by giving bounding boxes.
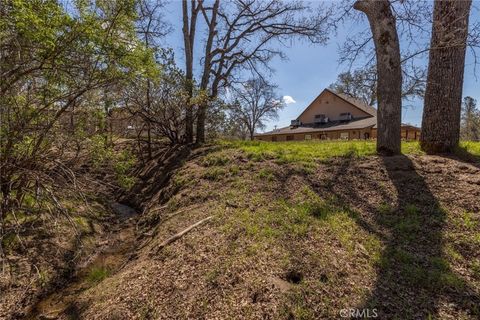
[462,97,480,141]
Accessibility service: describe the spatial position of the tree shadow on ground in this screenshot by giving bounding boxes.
[359,155,480,319]
[453,146,480,168]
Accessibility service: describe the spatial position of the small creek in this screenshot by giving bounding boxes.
[26,203,138,320]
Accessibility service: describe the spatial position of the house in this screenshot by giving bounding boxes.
[254,88,421,142]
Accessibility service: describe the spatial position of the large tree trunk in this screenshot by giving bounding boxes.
[182,0,198,144]
[354,0,402,155]
[196,102,207,144]
[196,0,219,144]
[420,0,472,154]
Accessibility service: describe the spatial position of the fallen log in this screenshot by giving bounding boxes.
[155,216,213,252]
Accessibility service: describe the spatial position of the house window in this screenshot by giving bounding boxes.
[339,112,352,121]
[340,132,349,140]
[286,135,294,141]
[305,134,312,140]
[272,136,277,142]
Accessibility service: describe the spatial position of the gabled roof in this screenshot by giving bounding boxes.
[296,88,377,121]
[329,89,378,117]
[255,117,377,136]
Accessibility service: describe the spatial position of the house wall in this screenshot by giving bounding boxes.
[255,128,375,142]
[371,127,421,140]
[298,91,372,124]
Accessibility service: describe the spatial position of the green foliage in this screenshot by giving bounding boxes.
[90,135,115,168]
[1,0,156,214]
[113,150,137,189]
[88,135,137,189]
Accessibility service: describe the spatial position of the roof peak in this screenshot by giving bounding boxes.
[323,88,377,117]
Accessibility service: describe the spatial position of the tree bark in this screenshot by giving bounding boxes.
[196,0,220,144]
[354,0,402,155]
[182,0,198,144]
[420,0,472,154]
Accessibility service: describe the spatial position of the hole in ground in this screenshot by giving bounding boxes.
[285,270,303,284]
[320,273,328,283]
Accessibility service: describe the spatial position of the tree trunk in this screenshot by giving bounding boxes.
[354,0,402,155]
[182,0,198,144]
[196,0,219,144]
[420,0,472,154]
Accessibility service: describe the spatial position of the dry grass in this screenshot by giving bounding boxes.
[69,142,480,319]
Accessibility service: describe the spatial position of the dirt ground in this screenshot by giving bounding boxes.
[2,146,480,319]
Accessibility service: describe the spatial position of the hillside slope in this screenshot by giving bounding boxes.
[33,142,480,319]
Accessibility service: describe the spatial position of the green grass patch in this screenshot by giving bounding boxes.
[202,167,227,181]
[457,211,478,229]
[74,216,91,233]
[228,165,240,176]
[202,152,230,167]
[380,248,465,290]
[456,141,480,158]
[257,168,275,181]
[86,266,110,284]
[221,140,480,164]
[224,140,379,164]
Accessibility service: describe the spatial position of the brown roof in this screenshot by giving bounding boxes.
[255,119,421,137]
[328,89,378,117]
[255,117,377,136]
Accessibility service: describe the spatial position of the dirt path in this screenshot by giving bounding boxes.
[25,203,139,320]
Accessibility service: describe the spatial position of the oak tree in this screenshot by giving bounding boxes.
[353,0,402,155]
[420,0,473,153]
[229,78,285,140]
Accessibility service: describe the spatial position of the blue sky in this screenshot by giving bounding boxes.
[162,1,480,132]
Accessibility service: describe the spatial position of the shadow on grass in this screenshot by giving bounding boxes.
[453,145,480,167]
[302,152,480,318]
[360,155,480,318]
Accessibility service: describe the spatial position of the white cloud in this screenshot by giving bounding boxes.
[283,95,296,104]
